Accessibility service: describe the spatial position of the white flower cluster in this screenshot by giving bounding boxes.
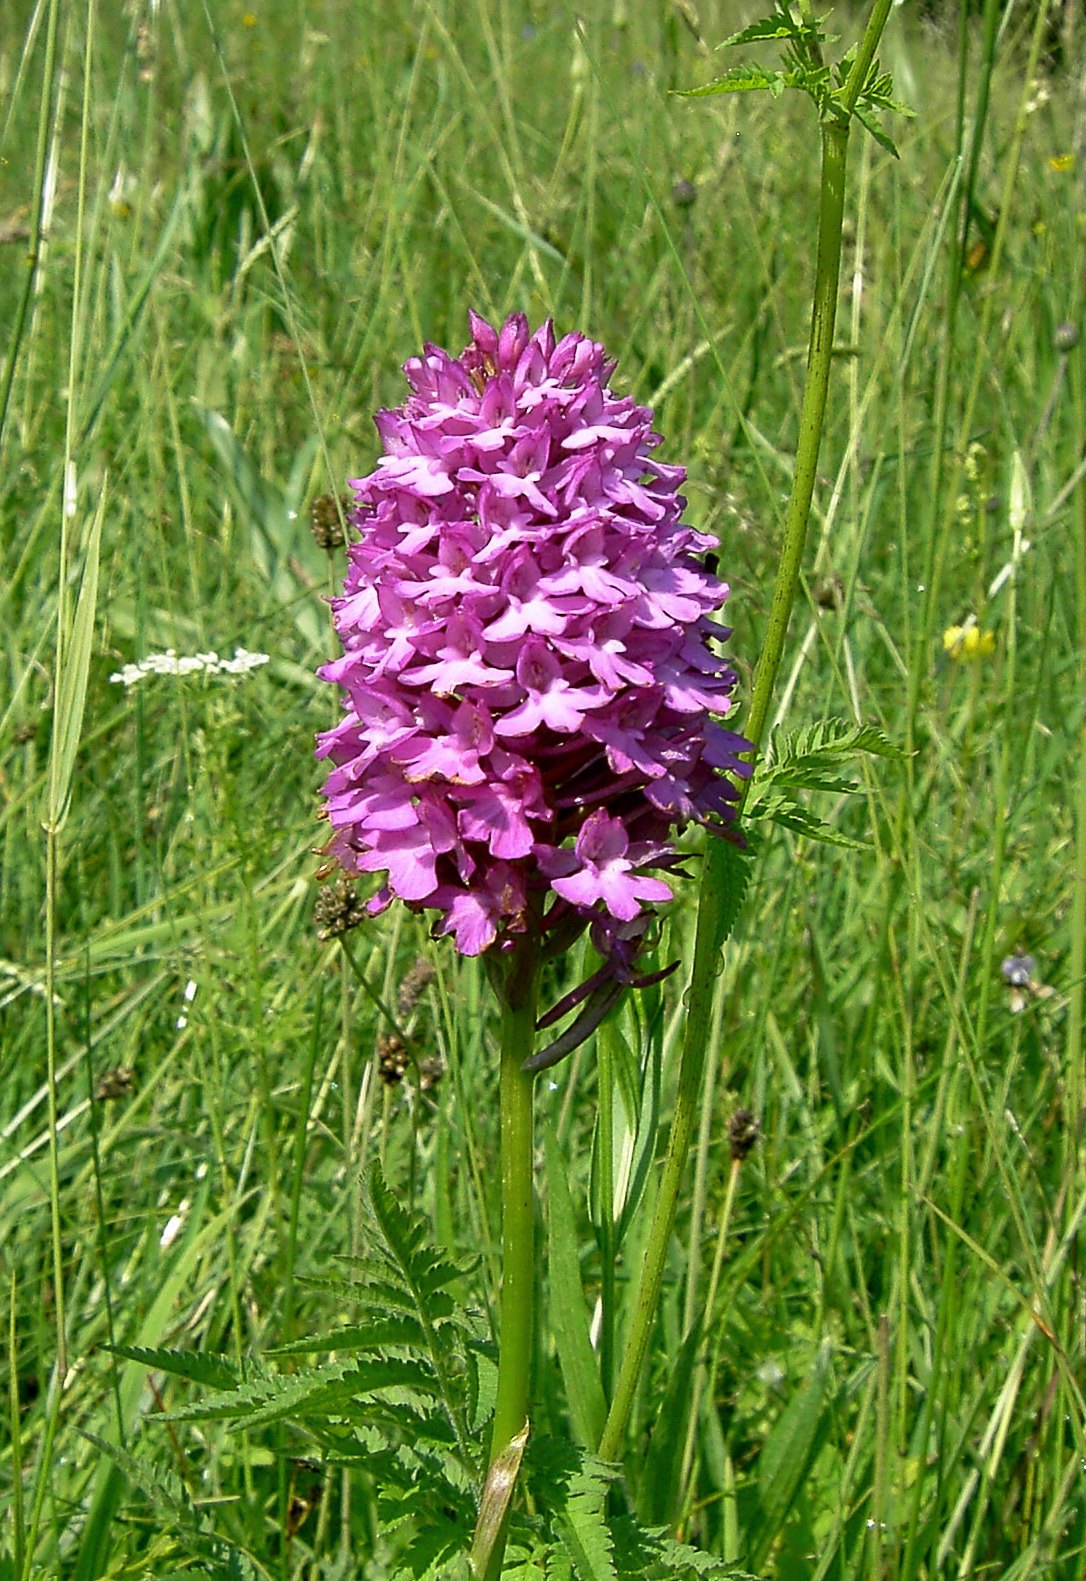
[109,647,270,688]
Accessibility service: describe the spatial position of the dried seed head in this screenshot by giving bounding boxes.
[95,1066,135,1101]
[814,576,844,611]
[309,493,350,551]
[728,1108,760,1162]
[397,957,436,1017]
[1053,323,1079,354]
[314,875,366,941]
[377,1032,409,1085]
[417,1054,444,1093]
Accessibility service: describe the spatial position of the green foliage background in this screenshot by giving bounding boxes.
[1,1,1084,1576]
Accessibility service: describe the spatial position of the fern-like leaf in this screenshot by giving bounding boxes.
[79,1431,263,1579]
[764,717,906,768]
[746,791,868,849]
[611,1515,757,1578]
[165,1355,440,1429]
[107,1344,242,1391]
[266,1312,429,1357]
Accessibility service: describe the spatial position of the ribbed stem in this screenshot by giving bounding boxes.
[474,941,541,1580]
[490,990,539,1461]
[599,17,883,1455]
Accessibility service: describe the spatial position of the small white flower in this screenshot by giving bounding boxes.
[109,647,270,687]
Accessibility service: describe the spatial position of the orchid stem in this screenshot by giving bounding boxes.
[598,2,891,1463]
[476,945,540,1579]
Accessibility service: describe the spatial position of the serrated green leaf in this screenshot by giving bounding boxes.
[703,836,756,957]
[370,1166,475,1307]
[76,1432,261,1580]
[748,792,869,849]
[106,1344,241,1391]
[762,767,863,794]
[78,1431,190,1524]
[612,1514,756,1576]
[765,717,908,766]
[678,64,786,98]
[165,1355,439,1428]
[715,12,800,49]
[853,102,900,158]
[554,1470,617,1581]
[266,1314,428,1356]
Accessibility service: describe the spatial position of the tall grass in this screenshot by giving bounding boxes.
[1,1,1084,1575]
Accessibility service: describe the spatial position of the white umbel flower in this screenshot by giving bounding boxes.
[110,647,269,688]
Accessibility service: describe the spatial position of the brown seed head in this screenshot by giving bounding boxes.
[314,875,366,941]
[728,1108,760,1162]
[309,493,350,551]
[377,1032,409,1085]
[95,1066,136,1101]
[397,957,436,1017]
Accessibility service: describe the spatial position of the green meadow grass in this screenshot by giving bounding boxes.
[2,1,1084,1576]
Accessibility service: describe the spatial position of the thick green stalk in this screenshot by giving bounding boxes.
[474,943,540,1580]
[598,14,881,1456]
[1069,395,1086,1140]
[490,990,539,1461]
[596,1019,617,1401]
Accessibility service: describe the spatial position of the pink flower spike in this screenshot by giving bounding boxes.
[315,310,749,1013]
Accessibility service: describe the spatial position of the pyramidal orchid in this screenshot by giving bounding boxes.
[314,311,748,1573]
[316,311,748,1061]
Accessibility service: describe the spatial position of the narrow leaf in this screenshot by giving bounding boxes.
[704,835,755,957]
[753,1343,831,1554]
[640,1327,702,1525]
[197,406,324,648]
[266,1314,427,1356]
[544,1124,607,1451]
[44,487,106,833]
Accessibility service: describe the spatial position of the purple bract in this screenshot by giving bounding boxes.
[316,312,749,974]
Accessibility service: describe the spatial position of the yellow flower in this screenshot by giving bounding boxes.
[242,11,257,25]
[943,624,996,661]
[1048,153,1073,174]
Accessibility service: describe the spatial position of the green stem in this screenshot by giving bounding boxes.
[490,986,539,1461]
[475,942,541,1580]
[597,1020,617,1402]
[743,118,848,754]
[599,44,871,1463]
[1068,386,1086,1142]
